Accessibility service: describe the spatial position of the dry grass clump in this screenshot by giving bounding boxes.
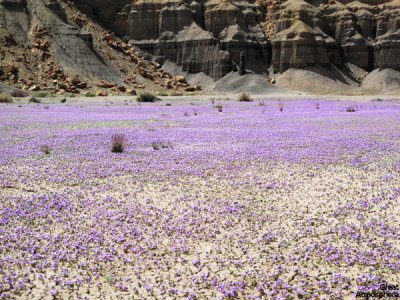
[278,101,285,112]
[111,134,127,153]
[151,141,173,150]
[137,92,160,103]
[238,93,253,102]
[215,104,223,112]
[40,145,52,155]
[346,106,356,112]
[29,97,41,103]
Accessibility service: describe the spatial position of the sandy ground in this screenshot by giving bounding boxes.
[0,96,399,299]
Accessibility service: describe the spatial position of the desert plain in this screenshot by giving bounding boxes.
[0,95,400,299]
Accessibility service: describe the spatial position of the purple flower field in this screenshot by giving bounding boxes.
[1,99,400,299]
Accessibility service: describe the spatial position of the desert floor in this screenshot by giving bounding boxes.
[1,95,399,299]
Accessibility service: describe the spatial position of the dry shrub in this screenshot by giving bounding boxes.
[111,134,127,153]
[278,101,285,112]
[238,93,253,102]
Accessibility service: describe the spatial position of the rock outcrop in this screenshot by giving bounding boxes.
[1,0,400,93]
[113,0,269,79]
[0,0,192,94]
[84,0,400,80]
[269,0,400,73]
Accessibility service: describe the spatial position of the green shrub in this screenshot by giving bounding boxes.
[137,92,160,103]
[29,97,41,103]
[36,91,49,98]
[0,93,12,103]
[85,92,96,97]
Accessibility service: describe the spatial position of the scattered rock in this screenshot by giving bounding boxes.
[97,91,108,96]
[184,86,196,92]
[97,80,115,88]
[28,85,40,92]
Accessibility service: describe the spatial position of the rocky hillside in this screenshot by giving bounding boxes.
[1,0,400,94]
[0,0,197,95]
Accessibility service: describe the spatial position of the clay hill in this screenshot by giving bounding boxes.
[1,0,400,95]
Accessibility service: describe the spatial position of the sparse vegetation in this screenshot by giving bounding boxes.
[85,92,96,97]
[11,89,29,98]
[170,91,183,97]
[258,101,266,106]
[36,91,49,98]
[316,103,320,109]
[346,106,356,112]
[238,93,253,102]
[215,104,223,112]
[137,92,160,103]
[0,93,12,103]
[29,97,41,103]
[278,101,285,112]
[111,134,127,153]
[40,145,52,155]
[151,141,173,150]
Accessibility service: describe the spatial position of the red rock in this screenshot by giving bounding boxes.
[97,91,108,97]
[138,68,147,78]
[4,64,18,75]
[127,89,137,95]
[146,72,155,81]
[117,86,127,92]
[173,76,187,85]
[96,80,115,88]
[104,32,116,43]
[164,80,173,89]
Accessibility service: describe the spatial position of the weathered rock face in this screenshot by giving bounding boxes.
[69,0,130,26]
[112,0,269,79]
[374,1,400,70]
[92,0,399,78]
[1,0,400,92]
[269,0,400,73]
[0,0,187,94]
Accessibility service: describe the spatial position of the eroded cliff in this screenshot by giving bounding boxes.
[1,0,400,94]
[93,0,400,79]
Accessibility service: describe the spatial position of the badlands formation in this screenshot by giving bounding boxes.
[1,0,400,94]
